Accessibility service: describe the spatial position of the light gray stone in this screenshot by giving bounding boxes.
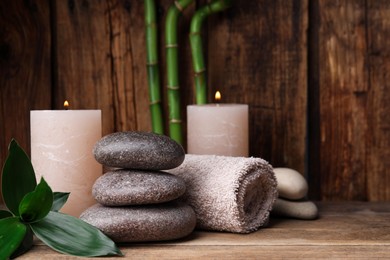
[271,198,318,220]
[80,202,196,242]
[273,167,308,200]
[93,170,186,206]
[93,131,185,170]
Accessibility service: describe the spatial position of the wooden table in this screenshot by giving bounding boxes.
[19,202,390,259]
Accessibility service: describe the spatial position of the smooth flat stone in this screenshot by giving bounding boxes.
[93,131,185,170]
[271,198,318,220]
[93,170,186,206]
[80,202,196,242]
[273,167,308,200]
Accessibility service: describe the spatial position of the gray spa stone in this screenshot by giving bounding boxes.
[80,202,197,242]
[273,167,308,200]
[93,170,186,206]
[271,198,318,220]
[93,131,185,170]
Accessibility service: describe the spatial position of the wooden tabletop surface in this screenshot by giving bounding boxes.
[18,202,390,259]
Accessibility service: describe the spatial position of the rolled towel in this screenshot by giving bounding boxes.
[167,154,278,233]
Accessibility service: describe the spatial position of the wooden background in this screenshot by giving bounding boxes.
[0,0,389,201]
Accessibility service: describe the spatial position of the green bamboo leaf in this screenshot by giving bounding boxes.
[0,217,27,260]
[51,192,70,212]
[0,210,12,219]
[10,226,33,259]
[30,211,123,257]
[19,178,53,223]
[2,139,37,215]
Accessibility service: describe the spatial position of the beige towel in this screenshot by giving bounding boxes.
[167,154,278,233]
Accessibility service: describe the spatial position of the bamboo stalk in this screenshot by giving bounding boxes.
[144,0,164,134]
[165,0,194,144]
[189,0,232,104]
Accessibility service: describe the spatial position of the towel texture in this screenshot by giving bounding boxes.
[167,154,278,233]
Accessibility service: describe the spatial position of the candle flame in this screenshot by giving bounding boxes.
[64,100,69,109]
[215,91,221,102]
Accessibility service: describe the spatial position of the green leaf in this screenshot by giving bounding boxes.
[10,226,33,259]
[2,139,37,215]
[0,217,27,260]
[51,192,70,212]
[30,211,123,257]
[19,178,53,223]
[0,210,12,219]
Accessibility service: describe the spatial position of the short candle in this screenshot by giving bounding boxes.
[187,92,249,157]
[30,101,102,217]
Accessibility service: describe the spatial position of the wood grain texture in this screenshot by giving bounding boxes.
[366,0,390,201]
[19,202,390,259]
[127,1,152,132]
[317,0,369,200]
[53,0,142,135]
[307,0,323,201]
[207,0,308,174]
[316,0,390,200]
[0,0,51,201]
[19,245,390,259]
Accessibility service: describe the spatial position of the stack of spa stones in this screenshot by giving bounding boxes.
[80,131,196,242]
[271,168,318,220]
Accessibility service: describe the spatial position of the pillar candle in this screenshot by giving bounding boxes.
[30,107,102,217]
[187,103,249,157]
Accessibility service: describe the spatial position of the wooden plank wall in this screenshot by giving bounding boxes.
[309,0,390,201]
[0,0,389,201]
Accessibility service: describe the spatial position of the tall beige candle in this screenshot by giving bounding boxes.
[30,106,102,217]
[187,103,249,157]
